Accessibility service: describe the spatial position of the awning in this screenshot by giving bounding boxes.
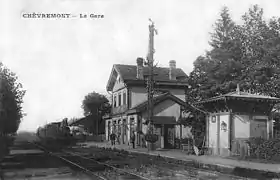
[152,116,177,125]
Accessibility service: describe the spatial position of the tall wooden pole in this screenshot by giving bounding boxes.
[0,76,4,134]
[147,19,157,134]
[96,108,99,135]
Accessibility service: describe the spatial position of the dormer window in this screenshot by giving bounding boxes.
[116,76,121,83]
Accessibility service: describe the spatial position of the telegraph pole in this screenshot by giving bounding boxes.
[0,76,3,135]
[147,19,157,135]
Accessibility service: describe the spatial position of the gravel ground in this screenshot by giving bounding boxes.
[69,146,249,180]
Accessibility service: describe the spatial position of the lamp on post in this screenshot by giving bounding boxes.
[144,19,158,151]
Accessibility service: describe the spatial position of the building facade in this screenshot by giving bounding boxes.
[196,89,280,157]
[68,114,105,135]
[104,58,191,149]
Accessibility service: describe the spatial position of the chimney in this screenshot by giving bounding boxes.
[136,57,144,79]
[169,60,176,80]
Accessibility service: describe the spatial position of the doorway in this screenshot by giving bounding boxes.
[107,121,111,140]
[164,124,175,149]
[122,119,127,144]
[209,115,218,155]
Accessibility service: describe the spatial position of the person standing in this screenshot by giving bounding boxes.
[130,131,136,149]
[117,132,121,145]
[141,133,146,148]
[110,133,116,146]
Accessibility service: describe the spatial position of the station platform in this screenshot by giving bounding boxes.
[79,141,280,178]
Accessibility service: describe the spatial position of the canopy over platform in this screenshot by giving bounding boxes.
[195,91,280,105]
[152,116,177,125]
[194,91,280,115]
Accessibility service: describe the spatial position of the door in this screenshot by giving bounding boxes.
[250,119,267,139]
[113,121,116,133]
[164,125,175,149]
[130,118,135,143]
[108,121,111,140]
[219,115,230,156]
[117,120,121,143]
[122,119,127,144]
[137,119,141,145]
[153,125,161,149]
[209,115,218,155]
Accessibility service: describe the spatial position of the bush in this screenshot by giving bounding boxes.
[248,137,280,160]
[0,136,11,161]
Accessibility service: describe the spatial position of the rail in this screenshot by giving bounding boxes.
[64,151,150,180]
[32,142,150,180]
[66,146,252,180]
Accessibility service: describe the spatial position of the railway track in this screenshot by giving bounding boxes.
[63,151,191,180]
[32,142,254,179]
[32,142,151,180]
[67,150,248,180]
[67,148,254,180]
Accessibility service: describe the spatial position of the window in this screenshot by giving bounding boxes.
[117,76,121,83]
[114,95,117,107]
[123,92,126,105]
[118,93,121,106]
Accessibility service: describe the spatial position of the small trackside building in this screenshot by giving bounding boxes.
[195,88,280,157]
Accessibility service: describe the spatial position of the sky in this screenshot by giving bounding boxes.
[0,0,280,132]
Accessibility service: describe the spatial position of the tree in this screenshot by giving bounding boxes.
[81,92,111,134]
[0,62,25,135]
[82,92,111,117]
[238,5,280,96]
[179,103,207,149]
[209,7,236,49]
[188,5,280,101]
[187,7,244,101]
[208,7,244,94]
[186,5,280,144]
[187,56,216,102]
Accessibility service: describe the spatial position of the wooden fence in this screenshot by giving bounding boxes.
[231,138,250,157]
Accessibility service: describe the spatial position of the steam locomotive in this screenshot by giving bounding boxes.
[37,122,71,138]
[36,120,74,148]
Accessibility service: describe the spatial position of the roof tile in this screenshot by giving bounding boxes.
[114,64,188,81]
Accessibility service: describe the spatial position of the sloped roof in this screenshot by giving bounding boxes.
[68,117,85,126]
[106,64,188,91]
[68,114,99,126]
[126,92,187,114]
[195,91,280,104]
[114,64,187,81]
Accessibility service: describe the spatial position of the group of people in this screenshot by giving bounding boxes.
[109,130,137,148]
